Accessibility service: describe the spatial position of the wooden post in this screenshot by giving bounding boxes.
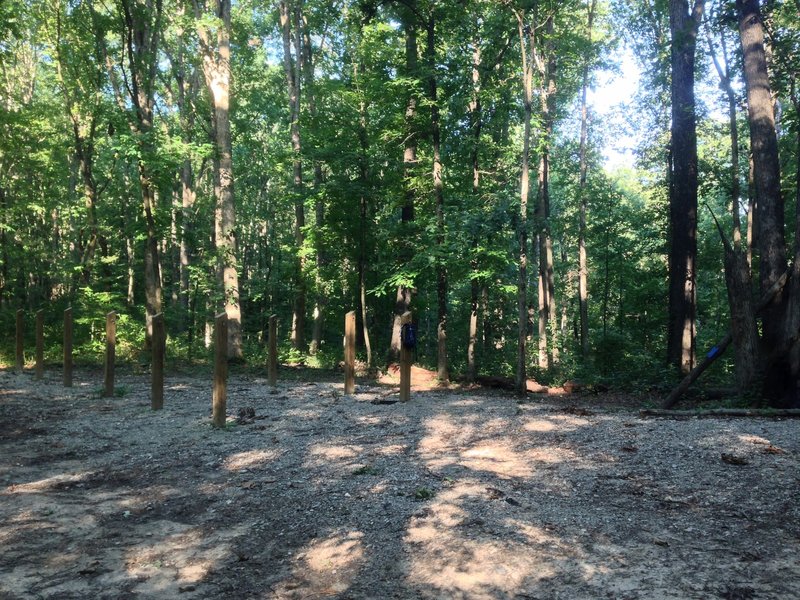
[35,310,44,380]
[151,313,165,410]
[212,312,228,428]
[63,308,73,387]
[344,311,356,395]
[103,311,116,397]
[15,309,23,373]
[267,314,278,387]
[400,311,412,402]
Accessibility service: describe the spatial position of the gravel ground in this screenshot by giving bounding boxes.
[1,367,799,599]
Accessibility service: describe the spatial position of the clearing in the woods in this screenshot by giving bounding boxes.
[1,368,799,599]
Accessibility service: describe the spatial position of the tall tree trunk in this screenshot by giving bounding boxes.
[0,186,7,307]
[578,0,596,358]
[179,160,195,319]
[667,0,703,374]
[389,0,418,365]
[201,0,242,359]
[737,0,787,343]
[425,14,448,382]
[514,8,534,394]
[466,37,481,383]
[141,169,163,344]
[353,32,373,368]
[707,21,759,392]
[737,0,797,406]
[280,0,306,351]
[536,14,558,369]
[302,7,326,356]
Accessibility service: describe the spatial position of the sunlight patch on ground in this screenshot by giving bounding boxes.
[125,523,243,593]
[373,443,408,456]
[306,443,364,465]
[274,531,365,597]
[522,418,558,432]
[4,470,96,494]
[459,443,534,478]
[222,449,282,472]
[405,486,551,598]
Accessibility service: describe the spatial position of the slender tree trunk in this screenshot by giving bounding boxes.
[425,14,448,382]
[515,9,534,394]
[354,47,373,368]
[389,0,418,365]
[466,37,482,383]
[280,0,306,351]
[179,160,195,318]
[536,14,558,369]
[302,7,326,356]
[141,169,163,345]
[667,0,703,374]
[578,0,596,358]
[0,186,7,307]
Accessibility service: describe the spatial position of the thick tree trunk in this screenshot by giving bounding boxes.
[466,38,481,383]
[202,0,242,359]
[708,25,759,392]
[738,0,787,350]
[667,0,703,374]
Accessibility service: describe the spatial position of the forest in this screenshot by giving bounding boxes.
[1,0,799,406]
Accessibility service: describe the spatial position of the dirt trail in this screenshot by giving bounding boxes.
[1,368,799,599]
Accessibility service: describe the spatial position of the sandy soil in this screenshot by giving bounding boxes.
[1,367,799,599]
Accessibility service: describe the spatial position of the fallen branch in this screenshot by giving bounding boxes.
[662,270,790,409]
[642,408,800,418]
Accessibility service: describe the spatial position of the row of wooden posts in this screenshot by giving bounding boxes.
[12,308,413,428]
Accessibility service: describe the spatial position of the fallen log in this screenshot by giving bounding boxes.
[642,408,800,418]
[662,269,790,409]
[475,375,549,394]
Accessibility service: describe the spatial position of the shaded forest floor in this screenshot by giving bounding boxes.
[1,367,799,599]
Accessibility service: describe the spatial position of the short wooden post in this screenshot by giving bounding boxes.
[15,309,24,373]
[35,310,44,380]
[212,312,228,428]
[344,311,356,395]
[151,313,165,410]
[400,311,412,402]
[103,311,116,397]
[63,308,73,387]
[267,314,278,387]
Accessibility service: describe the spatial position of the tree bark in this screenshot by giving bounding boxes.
[303,7,326,356]
[514,8,533,395]
[737,0,787,350]
[578,0,596,358]
[707,22,759,392]
[425,13,448,383]
[536,14,558,369]
[466,37,481,384]
[200,0,242,359]
[667,0,703,374]
[280,0,306,351]
[389,0,419,365]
